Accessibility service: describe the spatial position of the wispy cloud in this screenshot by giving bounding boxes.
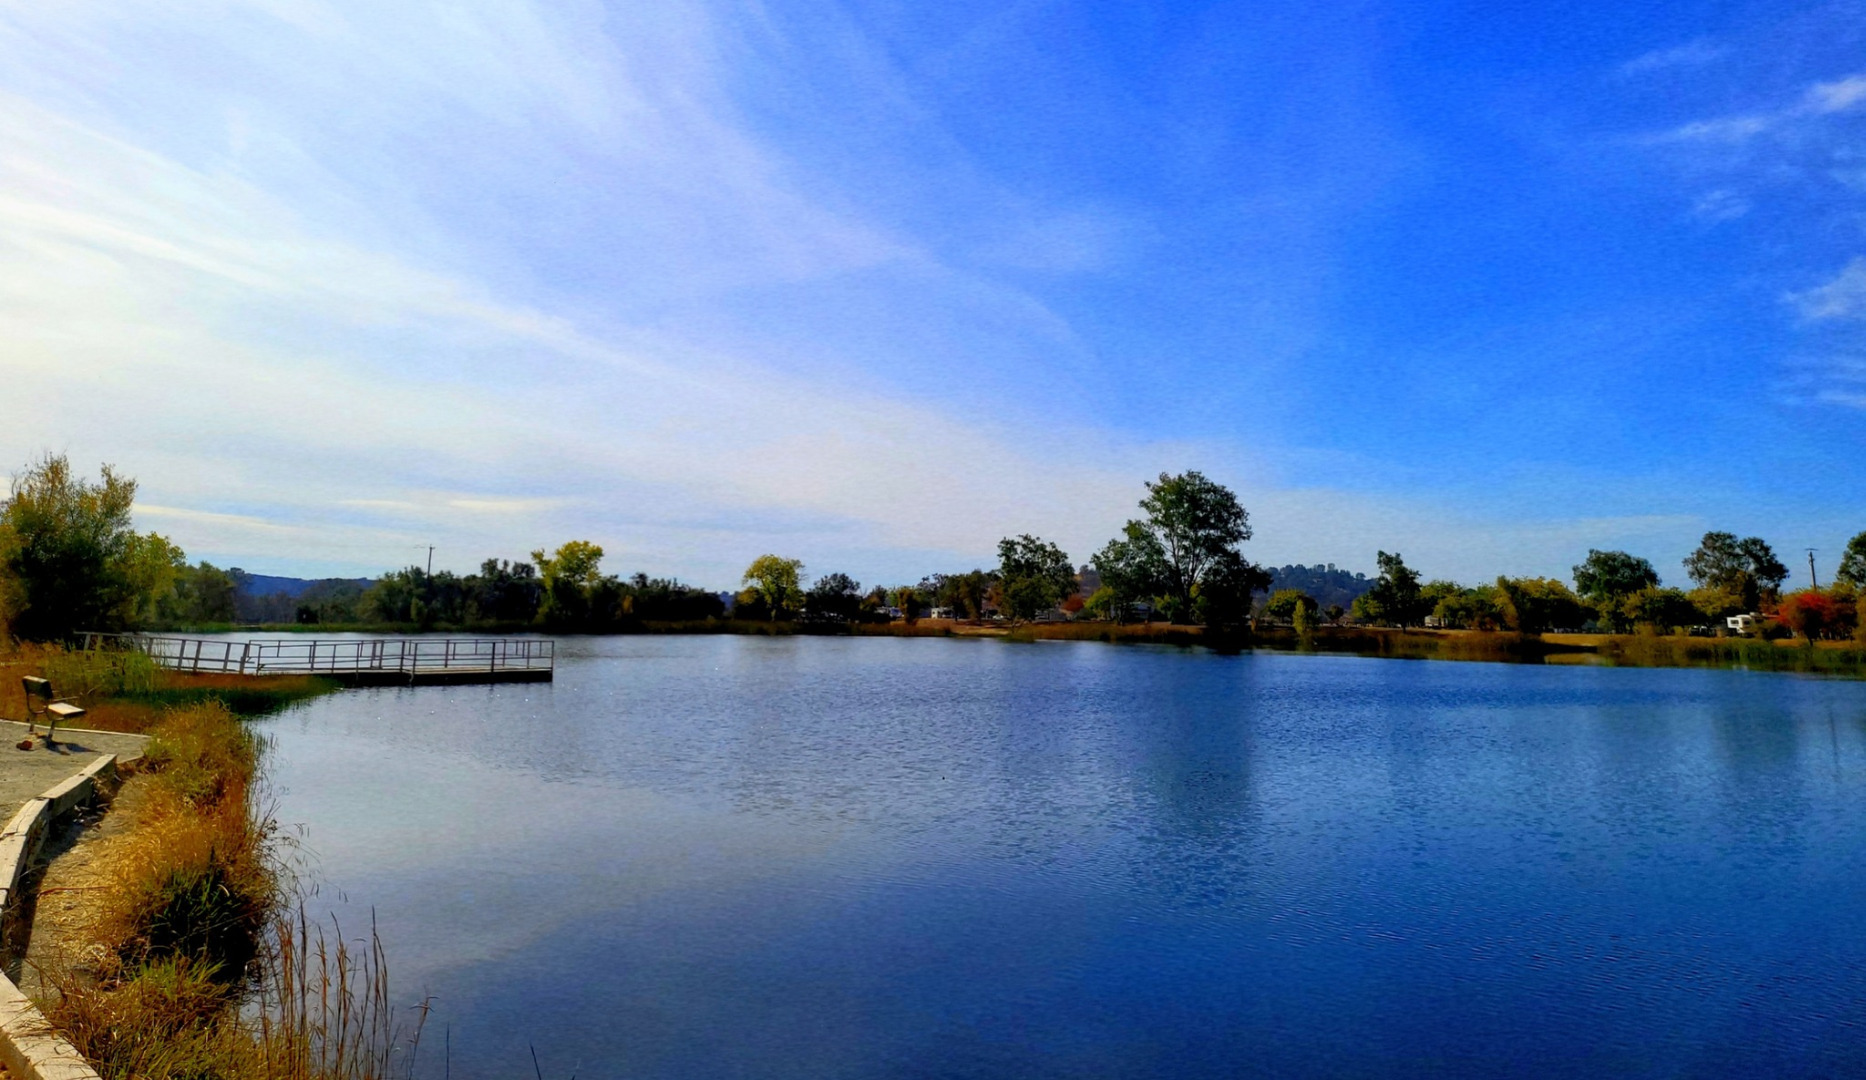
[1806,74,1866,114]
[1619,39,1727,77]
[1690,188,1750,222]
[1648,70,1866,144]
[1787,258,1866,320]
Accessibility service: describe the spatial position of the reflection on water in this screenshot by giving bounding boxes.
[256,637,1866,1079]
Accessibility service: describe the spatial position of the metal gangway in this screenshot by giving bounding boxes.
[84,634,554,685]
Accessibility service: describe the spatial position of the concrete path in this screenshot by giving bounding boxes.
[0,721,147,825]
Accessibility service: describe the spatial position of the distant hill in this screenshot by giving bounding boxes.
[229,569,374,622]
[1260,564,1373,613]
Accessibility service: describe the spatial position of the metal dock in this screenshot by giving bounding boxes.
[88,634,554,686]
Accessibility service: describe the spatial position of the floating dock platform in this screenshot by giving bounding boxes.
[86,633,554,686]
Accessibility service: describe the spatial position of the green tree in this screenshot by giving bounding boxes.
[997,534,1074,621]
[0,455,178,640]
[532,540,610,628]
[1838,531,1866,588]
[1425,582,1504,630]
[741,554,805,621]
[1134,471,1252,619]
[471,559,544,624]
[1195,550,1270,630]
[1263,589,1316,622]
[1683,531,1788,611]
[1091,521,1167,622]
[1495,576,1588,634]
[1362,552,1428,627]
[1620,586,1698,632]
[1573,549,1660,630]
[159,562,238,626]
[804,572,863,621]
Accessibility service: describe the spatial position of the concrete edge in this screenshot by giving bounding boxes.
[0,757,119,1080]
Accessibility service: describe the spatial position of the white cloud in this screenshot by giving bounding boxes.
[1619,39,1727,77]
[1807,74,1866,114]
[1651,114,1774,145]
[1691,188,1750,222]
[1647,70,1866,145]
[1786,258,1866,320]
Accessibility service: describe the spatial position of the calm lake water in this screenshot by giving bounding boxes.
[255,636,1866,1078]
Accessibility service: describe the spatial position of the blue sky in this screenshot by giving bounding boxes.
[1,0,1861,591]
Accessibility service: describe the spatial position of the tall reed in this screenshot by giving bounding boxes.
[39,700,428,1079]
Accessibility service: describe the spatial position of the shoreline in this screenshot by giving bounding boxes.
[131,620,1866,677]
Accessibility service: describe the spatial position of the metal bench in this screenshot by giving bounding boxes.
[21,676,85,742]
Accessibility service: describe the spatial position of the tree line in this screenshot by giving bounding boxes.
[1293,533,1865,641]
[2,453,1862,643]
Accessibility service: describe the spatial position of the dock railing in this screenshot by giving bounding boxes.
[82,633,554,680]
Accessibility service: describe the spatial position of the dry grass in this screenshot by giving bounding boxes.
[34,699,426,1079]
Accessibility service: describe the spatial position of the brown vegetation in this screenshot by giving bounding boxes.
[24,694,421,1077]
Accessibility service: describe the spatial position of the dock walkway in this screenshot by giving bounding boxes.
[86,634,554,686]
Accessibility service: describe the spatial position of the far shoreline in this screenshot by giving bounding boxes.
[126,619,1866,677]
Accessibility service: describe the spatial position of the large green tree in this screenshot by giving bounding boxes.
[532,540,613,628]
[804,572,863,621]
[1195,550,1270,631]
[1136,471,1251,620]
[1357,551,1428,627]
[1495,576,1589,634]
[1838,531,1866,588]
[1572,549,1661,631]
[996,534,1074,621]
[1093,470,1263,623]
[740,554,805,620]
[1683,531,1788,611]
[0,455,178,640]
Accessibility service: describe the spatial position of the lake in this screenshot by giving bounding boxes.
[254,635,1866,1078]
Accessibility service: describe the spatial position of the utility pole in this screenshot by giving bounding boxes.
[1807,548,1819,589]
[427,545,435,577]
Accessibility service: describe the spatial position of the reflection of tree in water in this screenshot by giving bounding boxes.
[1118,669,1267,912]
[702,644,1273,899]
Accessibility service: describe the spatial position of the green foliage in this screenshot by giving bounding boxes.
[532,540,611,628]
[1263,589,1317,621]
[1620,586,1699,632]
[1839,531,1866,588]
[1426,582,1504,630]
[742,554,805,620]
[1683,531,1788,610]
[1194,550,1269,630]
[1092,521,1167,619]
[1093,471,1265,623]
[0,454,180,640]
[1136,471,1251,615]
[158,562,238,625]
[997,534,1075,621]
[1495,576,1588,634]
[1359,551,1428,626]
[802,572,862,620]
[1573,549,1660,630]
[927,570,996,621]
[1264,587,1318,634]
[1688,584,1746,622]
